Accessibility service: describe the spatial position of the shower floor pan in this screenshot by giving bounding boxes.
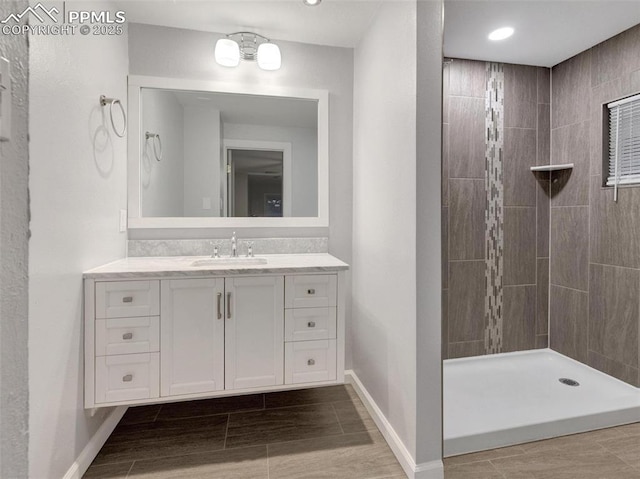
[444,349,640,457]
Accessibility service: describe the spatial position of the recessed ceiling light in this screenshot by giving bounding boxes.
[303,0,321,6]
[488,27,514,41]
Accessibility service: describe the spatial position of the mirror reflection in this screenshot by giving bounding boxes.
[139,88,318,218]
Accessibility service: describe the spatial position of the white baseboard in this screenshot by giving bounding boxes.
[62,406,127,479]
[345,370,443,479]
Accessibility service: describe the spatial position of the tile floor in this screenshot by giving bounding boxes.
[84,384,640,479]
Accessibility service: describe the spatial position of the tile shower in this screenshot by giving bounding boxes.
[443,23,640,388]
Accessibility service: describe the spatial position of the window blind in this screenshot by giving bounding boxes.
[607,93,640,190]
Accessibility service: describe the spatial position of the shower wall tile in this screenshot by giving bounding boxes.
[587,351,640,387]
[448,341,485,359]
[552,50,591,128]
[504,128,537,206]
[589,264,639,368]
[449,97,486,179]
[504,207,536,286]
[590,175,640,269]
[504,64,537,128]
[589,78,622,176]
[550,285,589,363]
[537,258,549,335]
[535,335,549,349]
[443,61,450,123]
[442,123,449,206]
[449,179,485,260]
[537,104,550,166]
[442,207,449,289]
[449,59,487,98]
[591,25,640,89]
[536,180,550,258]
[503,285,536,352]
[550,206,589,291]
[550,121,590,207]
[443,289,449,360]
[537,67,551,104]
[449,260,485,343]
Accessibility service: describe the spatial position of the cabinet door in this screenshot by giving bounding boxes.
[225,276,284,390]
[161,278,225,396]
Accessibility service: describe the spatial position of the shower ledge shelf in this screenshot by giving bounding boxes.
[530,163,574,172]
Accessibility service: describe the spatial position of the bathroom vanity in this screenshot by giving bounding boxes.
[83,254,348,408]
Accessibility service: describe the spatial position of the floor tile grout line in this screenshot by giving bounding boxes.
[223,413,230,449]
[331,402,345,435]
[153,405,162,422]
[124,460,135,478]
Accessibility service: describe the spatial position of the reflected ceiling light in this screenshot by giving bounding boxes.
[303,0,322,5]
[215,32,281,71]
[488,27,514,41]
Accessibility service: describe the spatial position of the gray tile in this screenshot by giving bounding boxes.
[504,207,536,286]
[448,340,485,359]
[83,462,132,479]
[264,385,352,409]
[550,121,590,207]
[597,434,640,469]
[587,350,640,387]
[504,128,537,206]
[552,50,591,128]
[536,258,549,335]
[444,445,526,466]
[630,68,640,95]
[449,261,486,343]
[449,58,486,98]
[550,207,589,291]
[127,446,268,479]
[591,25,640,89]
[119,404,161,425]
[442,289,449,360]
[156,394,264,421]
[444,461,504,479]
[537,67,551,104]
[535,335,549,349]
[449,97,486,179]
[442,207,449,289]
[226,403,343,449]
[332,398,377,434]
[503,286,536,352]
[536,180,550,258]
[589,264,639,368]
[590,78,623,176]
[443,123,449,206]
[268,430,404,479]
[449,179,485,260]
[443,61,450,124]
[590,175,640,269]
[537,104,550,166]
[505,64,538,129]
[549,285,588,363]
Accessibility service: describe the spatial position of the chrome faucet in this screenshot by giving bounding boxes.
[231,231,237,257]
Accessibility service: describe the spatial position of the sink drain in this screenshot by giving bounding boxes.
[559,378,580,387]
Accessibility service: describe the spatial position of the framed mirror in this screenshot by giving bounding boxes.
[127,75,329,229]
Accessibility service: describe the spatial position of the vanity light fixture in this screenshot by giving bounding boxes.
[303,0,322,6]
[488,27,514,41]
[215,32,281,71]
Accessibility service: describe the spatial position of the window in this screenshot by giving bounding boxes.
[606,93,640,197]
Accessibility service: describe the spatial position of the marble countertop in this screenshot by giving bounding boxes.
[83,253,349,279]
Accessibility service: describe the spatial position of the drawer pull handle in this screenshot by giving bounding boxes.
[216,292,222,320]
[307,289,315,295]
[122,374,133,382]
[227,293,232,319]
[308,321,316,328]
[307,359,315,366]
[122,296,133,303]
[122,332,133,340]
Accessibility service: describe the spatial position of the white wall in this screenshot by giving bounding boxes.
[223,122,317,217]
[0,1,29,476]
[141,89,185,217]
[352,0,420,463]
[28,2,128,476]
[183,106,221,217]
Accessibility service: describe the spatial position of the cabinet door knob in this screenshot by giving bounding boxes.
[307,321,316,328]
[307,359,315,366]
[122,332,133,340]
[122,374,133,382]
[122,296,133,303]
[307,288,315,295]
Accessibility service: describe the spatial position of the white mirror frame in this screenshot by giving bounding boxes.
[127,75,329,229]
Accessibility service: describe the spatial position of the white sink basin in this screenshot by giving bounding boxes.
[191,257,268,267]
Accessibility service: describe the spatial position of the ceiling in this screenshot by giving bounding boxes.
[116,0,640,67]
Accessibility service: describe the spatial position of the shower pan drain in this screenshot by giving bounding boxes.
[559,378,580,387]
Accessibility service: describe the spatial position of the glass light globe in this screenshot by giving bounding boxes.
[257,43,281,71]
[215,38,240,67]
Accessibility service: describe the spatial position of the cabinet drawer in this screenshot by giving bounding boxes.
[96,281,159,319]
[285,308,336,342]
[285,340,337,384]
[96,317,159,356]
[95,353,159,403]
[285,275,337,309]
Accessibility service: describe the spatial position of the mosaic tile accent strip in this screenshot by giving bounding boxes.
[484,62,505,354]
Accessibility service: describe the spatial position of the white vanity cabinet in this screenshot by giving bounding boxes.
[83,255,347,409]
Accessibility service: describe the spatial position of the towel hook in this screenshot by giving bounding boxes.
[100,95,126,138]
[145,132,163,162]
